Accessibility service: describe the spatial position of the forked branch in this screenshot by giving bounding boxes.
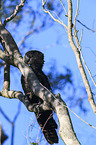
[42,0,96,113]
[0,25,81,145]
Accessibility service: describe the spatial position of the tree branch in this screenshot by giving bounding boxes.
[60,0,68,15]
[0,24,81,145]
[0,102,21,145]
[0,25,22,67]
[3,0,26,26]
[3,63,10,91]
[0,49,12,63]
[42,0,68,30]
[77,19,96,32]
[67,0,96,113]
[74,0,79,27]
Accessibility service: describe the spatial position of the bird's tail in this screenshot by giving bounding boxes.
[35,110,58,144]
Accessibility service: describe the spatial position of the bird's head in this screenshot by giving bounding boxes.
[23,50,44,70]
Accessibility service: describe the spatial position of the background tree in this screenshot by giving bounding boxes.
[0,0,96,145]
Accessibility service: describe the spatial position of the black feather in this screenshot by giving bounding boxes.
[21,50,58,144]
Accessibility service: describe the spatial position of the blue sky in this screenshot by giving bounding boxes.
[0,0,96,145]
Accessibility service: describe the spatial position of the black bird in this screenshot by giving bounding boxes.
[21,50,58,144]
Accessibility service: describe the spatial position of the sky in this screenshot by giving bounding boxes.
[0,0,96,145]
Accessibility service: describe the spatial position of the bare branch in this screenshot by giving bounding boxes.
[73,9,96,112]
[0,107,12,123]
[11,102,21,145]
[13,102,21,122]
[60,0,68,15]
[54,94,81,145]
[0,25,22,67]
[42,0,68,30]
[77,19,96,32]
[0,25,81,144]
[74,0,79,27]
[67,0,96,113]
[3,63,10,91]
[0,89,36,113]
[3,0,26,26]
[0,102,21,145]
[73,0,96,33]
[0,49,11,63]
[80,52,96,87]
[0,1,95,145]
[79,29,83,44]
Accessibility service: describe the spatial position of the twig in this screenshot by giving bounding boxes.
[77,19,96,32]
[73,0,96,33]
[13,102,21,123]
[11,102,21,145]
[79,29,83,45]
[74,26,96,113]
[42,0,68,30]
[60,0,68,15]
[74,0,79,27]
[67,0,96,113]
[0,107,12,123]
[3,0,26,26]
[80,51,96,87]
[74,16,96,89]
[65,103,96,129]
[0,102,21,145]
